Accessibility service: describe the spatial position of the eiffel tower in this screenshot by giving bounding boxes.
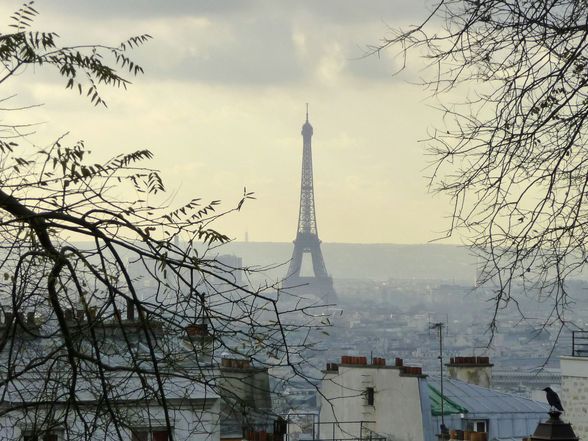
[283,106,336,302]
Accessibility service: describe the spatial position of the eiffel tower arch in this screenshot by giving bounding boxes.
[283,106,337,303]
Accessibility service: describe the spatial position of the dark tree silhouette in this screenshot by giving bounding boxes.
[377,0,588,335]
[0,3,322,440]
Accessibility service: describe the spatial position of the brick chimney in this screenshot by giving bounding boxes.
[446,356,493,388]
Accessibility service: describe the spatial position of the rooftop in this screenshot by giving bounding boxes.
[427,376,549,416]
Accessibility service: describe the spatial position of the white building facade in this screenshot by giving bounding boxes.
[560,355,588,441]
[320,359,433,441]
[0,318,223,441]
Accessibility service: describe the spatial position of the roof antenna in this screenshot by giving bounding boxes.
[306,102,309,122]
[431,322,446,430]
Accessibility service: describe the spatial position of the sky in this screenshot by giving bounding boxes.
[0,0,457,244]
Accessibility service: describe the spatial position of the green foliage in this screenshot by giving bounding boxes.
[0,1,151,106]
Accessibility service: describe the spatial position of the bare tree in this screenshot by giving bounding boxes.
[0,3,321,440]
[377,0,588,334]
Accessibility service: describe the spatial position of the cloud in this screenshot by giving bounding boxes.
[165,16,307,85]
[30,0,426,22]
[1,0,422,87]
[31,0,259,20]
[292,0,427,23]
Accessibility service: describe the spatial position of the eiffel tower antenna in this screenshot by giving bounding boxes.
[282,106,336,302]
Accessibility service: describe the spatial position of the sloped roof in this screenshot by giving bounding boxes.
[427,376,549,416]
[428,383,468,416]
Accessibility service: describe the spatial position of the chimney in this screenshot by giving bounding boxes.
[126,299,135,321]
[446,356,493,388]
[186,323,208,337]
[340,355,368,366]
[64,308,74,321]
[221,357,251,369]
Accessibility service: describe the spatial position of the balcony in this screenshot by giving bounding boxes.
[572,331,588,357]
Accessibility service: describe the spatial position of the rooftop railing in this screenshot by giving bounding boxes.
[572,331,588,357]
[312,421,386,441]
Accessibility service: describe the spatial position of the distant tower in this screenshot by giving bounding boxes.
[283,105,336,302]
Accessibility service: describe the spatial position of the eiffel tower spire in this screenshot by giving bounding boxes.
[283,106,336,302]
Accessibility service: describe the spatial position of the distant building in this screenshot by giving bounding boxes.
[216,254,244,286]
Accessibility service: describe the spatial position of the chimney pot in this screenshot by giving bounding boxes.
[186,323,208,336]
[126,299,135,321]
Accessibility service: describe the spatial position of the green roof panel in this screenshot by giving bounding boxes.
[428,384,469,416]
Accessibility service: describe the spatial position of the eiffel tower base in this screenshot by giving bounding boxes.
[281,276,337,303]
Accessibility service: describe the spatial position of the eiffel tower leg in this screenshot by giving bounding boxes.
[310,245,328,279]
[287,242,304,279]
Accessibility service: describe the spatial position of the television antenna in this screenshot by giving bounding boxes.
[430,321,447,431]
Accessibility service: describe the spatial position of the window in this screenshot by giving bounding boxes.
[464,420,487,433]
[23,433,59,441]
[131,429,170,441]
[366,387,375,405]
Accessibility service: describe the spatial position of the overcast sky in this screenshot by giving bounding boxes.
[1,0,457,244]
